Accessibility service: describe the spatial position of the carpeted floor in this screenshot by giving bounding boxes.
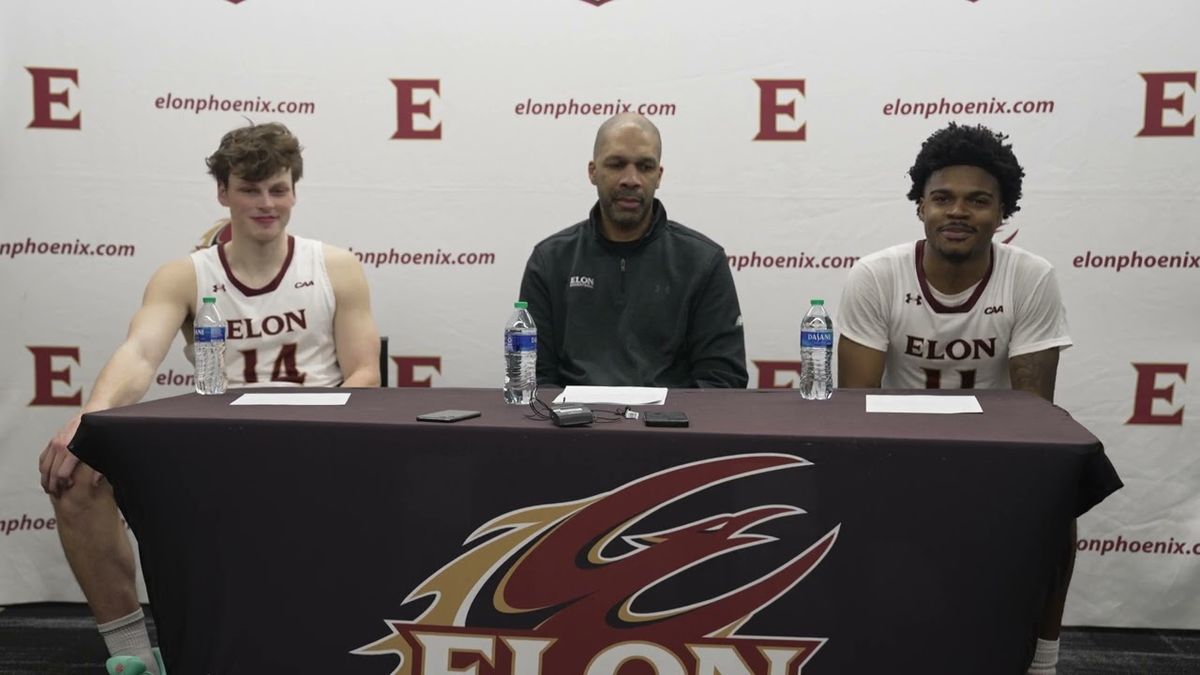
[1,603,1198,674]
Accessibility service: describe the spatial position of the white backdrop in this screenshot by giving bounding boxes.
[2,0,1197,629]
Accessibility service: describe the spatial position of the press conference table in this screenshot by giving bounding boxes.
[72,387,1120,675]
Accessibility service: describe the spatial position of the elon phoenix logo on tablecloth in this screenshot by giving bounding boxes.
[355,453,840,674]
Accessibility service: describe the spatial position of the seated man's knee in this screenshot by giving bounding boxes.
[50,467,114,523]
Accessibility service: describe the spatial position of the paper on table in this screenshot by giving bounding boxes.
[230,392,351,406]
[865,394,982,414]
[553,386,668,406]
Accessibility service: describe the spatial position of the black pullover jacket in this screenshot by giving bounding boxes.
[518,200,748,388]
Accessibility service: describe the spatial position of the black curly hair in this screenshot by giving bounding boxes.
[907,123,1024,218]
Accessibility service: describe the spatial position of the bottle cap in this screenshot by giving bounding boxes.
[514,301,528,309]
[810,299,824,305]
[202,296,217,304]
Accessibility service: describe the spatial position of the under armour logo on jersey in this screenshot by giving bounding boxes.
[212,283,226,293]
[905,292,923,305]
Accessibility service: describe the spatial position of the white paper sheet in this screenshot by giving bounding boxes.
[230,392,351,406]
[865,394,982,414]
[552,386,668,406]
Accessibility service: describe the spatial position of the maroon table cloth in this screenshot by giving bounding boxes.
[72,387,1121,675]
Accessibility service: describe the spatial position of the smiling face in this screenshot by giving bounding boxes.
[588,122,663,242]
[917,164,1003,265]
[217,169,296,244]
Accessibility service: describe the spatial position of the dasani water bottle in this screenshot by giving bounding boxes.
[194,296,227,395]
[504,301,537,404]
[799,299,834,400]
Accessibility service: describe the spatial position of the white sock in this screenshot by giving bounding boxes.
[1027,637,1059,675]
[98,608,159,675]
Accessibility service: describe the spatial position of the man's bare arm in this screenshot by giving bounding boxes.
[39,258,195,495]
[837,336,886,389]
[325,245,381,387]
[1009,347,1060,403]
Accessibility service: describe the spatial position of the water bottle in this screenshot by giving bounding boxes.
[194,296,227,395]
[504,301,537,404]
[799,299,834,400]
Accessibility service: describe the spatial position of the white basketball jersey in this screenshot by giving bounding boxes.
[191,235,342,387]
[839,241,1071,391]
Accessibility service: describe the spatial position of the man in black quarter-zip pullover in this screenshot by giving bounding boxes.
[518,113,747,388]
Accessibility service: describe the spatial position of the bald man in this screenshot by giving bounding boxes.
[518,114,747,388]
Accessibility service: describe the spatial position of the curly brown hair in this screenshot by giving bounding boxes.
[205,122,303,186]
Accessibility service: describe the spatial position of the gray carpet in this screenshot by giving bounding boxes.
[1,603,1197,674]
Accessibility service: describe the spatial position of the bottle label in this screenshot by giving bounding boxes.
[505,333,537,352]
[195,326,227,343]
[801,329,833,348]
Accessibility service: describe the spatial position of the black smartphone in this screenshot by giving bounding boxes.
[644,411,689,428]
[416,409,481,423]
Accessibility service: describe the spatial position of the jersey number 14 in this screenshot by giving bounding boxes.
[239,344,306,384]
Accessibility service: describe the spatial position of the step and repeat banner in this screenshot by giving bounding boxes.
[2,0,1197,629]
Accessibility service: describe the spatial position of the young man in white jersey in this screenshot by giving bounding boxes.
[37,122,380,674]
[838,123,1072,674]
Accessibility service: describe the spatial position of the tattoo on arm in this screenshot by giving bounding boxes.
[1010,349,1060,402]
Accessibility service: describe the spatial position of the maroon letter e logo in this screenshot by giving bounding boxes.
[1127,363,1187,425]
[754,79,806,141]
[1137,72,1195,137]
[390,356,442,387]
[27,67,81,130]
[391,79,441,139]
[29,346,82,406]
[753,359,803,389]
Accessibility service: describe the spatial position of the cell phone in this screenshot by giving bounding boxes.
[644,411,689,428]
[416,409,481,423]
